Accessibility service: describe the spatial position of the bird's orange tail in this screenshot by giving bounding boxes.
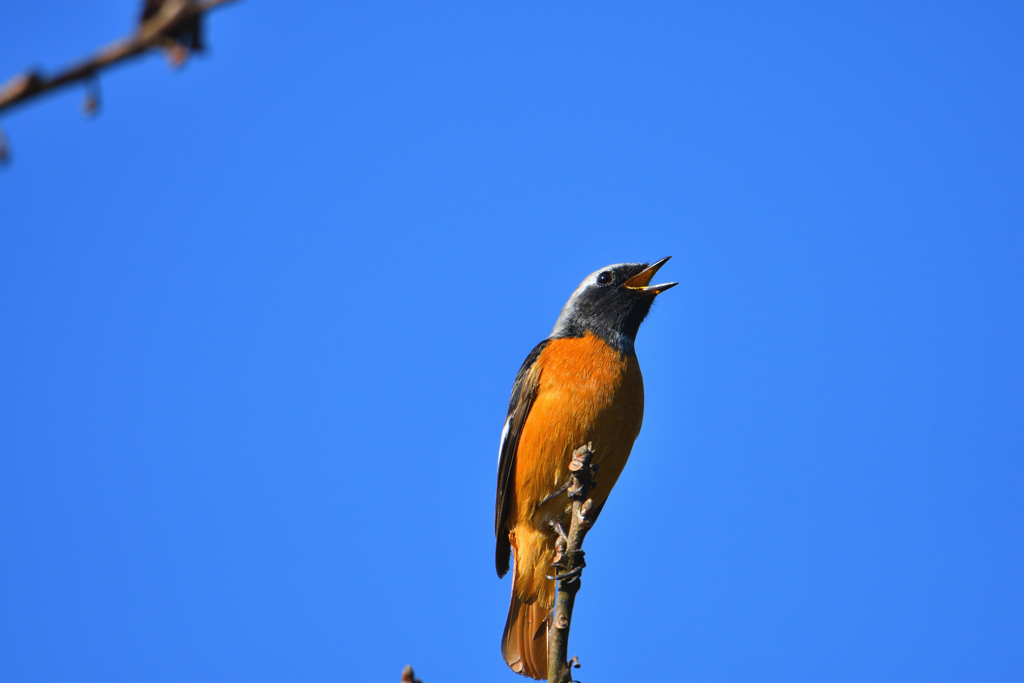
[501,528,555,680]
[501,582,550,679]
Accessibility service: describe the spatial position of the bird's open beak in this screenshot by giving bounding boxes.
[623,256,677,293]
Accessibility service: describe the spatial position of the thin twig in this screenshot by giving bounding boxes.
[400,665,423,683]
[0,0,240,115]
[547,443,597,683]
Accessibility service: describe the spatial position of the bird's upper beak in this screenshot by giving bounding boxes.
[623,256,677,293]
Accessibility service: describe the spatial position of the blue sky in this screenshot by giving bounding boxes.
[1,2,1021,681]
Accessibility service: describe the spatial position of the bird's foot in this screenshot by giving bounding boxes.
[539,479,572,507]
[545,552,586,582]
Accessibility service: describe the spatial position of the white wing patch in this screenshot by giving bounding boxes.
[497,417,511,472]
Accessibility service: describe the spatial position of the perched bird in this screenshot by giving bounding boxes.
[495,257,676,678]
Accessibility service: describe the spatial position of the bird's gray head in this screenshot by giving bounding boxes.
[549,257,677,355]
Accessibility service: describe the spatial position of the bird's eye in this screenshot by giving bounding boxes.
[597,271,613,286]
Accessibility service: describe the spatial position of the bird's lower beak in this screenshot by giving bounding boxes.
[623,256,678,293]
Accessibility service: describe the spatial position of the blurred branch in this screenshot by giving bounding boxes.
[0,0,239,114]
[546,443,596,683]
[0,0,241,161]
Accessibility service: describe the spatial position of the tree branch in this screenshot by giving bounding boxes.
[0,0,240,116]
[547,443,597,683]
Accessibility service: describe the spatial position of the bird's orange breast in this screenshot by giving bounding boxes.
[510,332,645,530]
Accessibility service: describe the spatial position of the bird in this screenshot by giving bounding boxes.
[495,257,676,679]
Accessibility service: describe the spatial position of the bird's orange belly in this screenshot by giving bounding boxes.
[511,333,645,531]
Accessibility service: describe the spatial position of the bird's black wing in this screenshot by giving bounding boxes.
[494,339,548,578]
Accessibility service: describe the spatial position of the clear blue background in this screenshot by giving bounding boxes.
[1,2,1021,681]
